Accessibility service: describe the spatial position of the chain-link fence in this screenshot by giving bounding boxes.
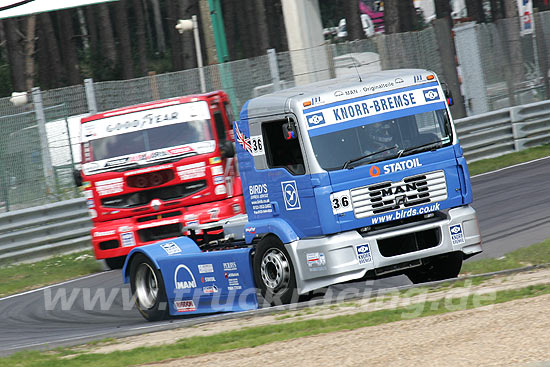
[1,12,549,212]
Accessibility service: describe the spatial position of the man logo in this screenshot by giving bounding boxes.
[395,195,407,205]
[306,112,325,127]
[174,264,197,290]
[423,88,440,102]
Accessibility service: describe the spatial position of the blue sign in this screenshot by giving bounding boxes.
[306,112,326,127]
[281,180,301,210]
[423,88,440,102]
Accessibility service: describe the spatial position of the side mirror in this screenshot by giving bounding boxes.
[282,121,297,140]
[73,169,83,187]
[220,141,235,158]
[442,83,454,106]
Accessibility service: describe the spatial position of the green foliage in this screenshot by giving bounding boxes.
[0,250,103,297]
[461,239,550,275]
[468,144,550,176]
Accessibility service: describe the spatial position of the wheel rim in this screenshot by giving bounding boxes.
[134,262,159,309]
[260,248,291,293]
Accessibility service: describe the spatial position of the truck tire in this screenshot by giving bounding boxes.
[129,254,169,321]
[406,252,463,284]
[105,256,126,270]
[253,235,298,305]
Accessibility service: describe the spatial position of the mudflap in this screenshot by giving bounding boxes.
[123,236,258,316]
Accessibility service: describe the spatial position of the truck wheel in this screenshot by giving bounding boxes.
[129,254,169,321]
[253,236,297,305]
[105,256,126,270]
[406,252,463,284]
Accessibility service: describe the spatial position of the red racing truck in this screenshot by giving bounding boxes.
[76,91,245,269]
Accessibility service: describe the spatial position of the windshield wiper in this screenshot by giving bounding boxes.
[342,145,398,170]
[397,140,444,158]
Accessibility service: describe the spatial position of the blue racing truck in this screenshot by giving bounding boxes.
[123,69,482,321]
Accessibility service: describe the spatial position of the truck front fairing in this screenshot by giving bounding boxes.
[80,92,245,261]
[236,69,481,290]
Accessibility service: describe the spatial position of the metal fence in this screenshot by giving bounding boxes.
[1,13,550,212]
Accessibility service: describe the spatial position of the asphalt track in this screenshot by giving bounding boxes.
[1,157,549,356]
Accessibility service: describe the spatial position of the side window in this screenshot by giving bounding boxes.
[213,110,227,144]
[262,119,305,175]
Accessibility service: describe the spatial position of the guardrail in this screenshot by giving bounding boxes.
[1,99,550,265]
[455,99,550,162]
[0,198,92,265]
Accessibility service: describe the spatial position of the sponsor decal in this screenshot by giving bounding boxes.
[94,230,116,237]
[208,207,220,220]
[383,158,422,174]
[105,157,129,167]
[174,300,196,312]
[211,165,223,176]
[177,162,206,181]
[213,175,225,185]
[413,75,425,83]
[330,191,352,215]
[281,180,301,210]
[227,277,242,290]
[160,241,182,255]
[198,263,214,273]
[450,224,465,245]
[355,244,372,264]
[223,261,237,271]
[84,190,94,199]
[226,272,239,277]
[235,124,253,154]
[118,226,132,232]
[203,285,219,294]
[310,96,323,106]
[215,185,227,195]
[306,112,326,127]
[395,78,404,84]
[87,198,95,208]
[423,88,440,102]
[120,232,136,247]
[168,145,194,155]
[370,165,381,177]
[201,276,216,283]
[362,82,395,93]
[209,157,221,164]
[306,252,326,267]
[88,209,97,218]
[96,177,124,196]
[371,202,441,224]
[174,264,197,290]
[245,226,256,234]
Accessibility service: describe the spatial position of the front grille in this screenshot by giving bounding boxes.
[137,210,182,223]
[378,228,441,257]
[138,223,181,243]
[101,180,207,208]
[351,170,447,218]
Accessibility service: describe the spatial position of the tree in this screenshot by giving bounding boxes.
[57,9,81,85]
[36,13,64,88]
[4,18,26,91]
[465,0,486,23]
[343,0,363,40]
[96,3,117,78]
[131,0,148,75]
[398,0,416,32]
[150,0,166,54]
[384,0,399,34]
[113,0,134,79]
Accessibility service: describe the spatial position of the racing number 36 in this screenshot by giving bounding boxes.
[331,191,352,214]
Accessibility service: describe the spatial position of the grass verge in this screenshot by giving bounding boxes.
[468,143,550,176]
[460,239,550,275]
[2,283,550,366]
[0,251,103,298]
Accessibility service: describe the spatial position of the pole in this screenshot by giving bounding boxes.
[32,87,56,196]
[193,15,206,93]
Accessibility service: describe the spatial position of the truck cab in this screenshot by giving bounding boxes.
[78,91,244,268]
[236,69,481,298]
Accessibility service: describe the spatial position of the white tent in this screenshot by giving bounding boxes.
[0,0,118,19]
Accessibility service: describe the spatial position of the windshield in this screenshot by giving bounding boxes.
[87,119,213,162]
[310,108,452,171]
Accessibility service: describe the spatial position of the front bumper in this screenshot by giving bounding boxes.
[285,205,482,294]
[91,195,245,259]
